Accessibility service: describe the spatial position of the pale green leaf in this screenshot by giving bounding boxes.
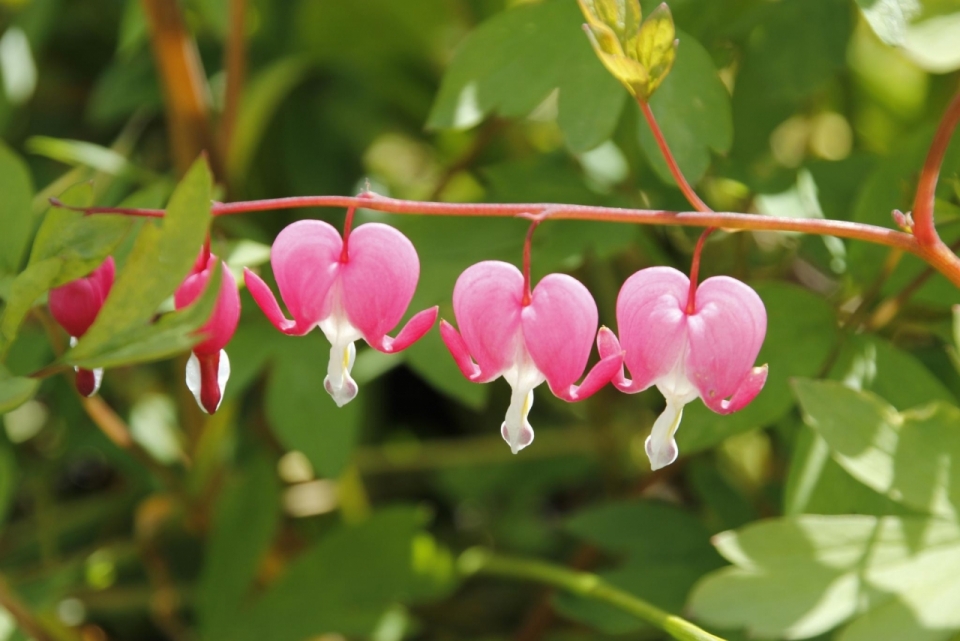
[690,515,960,640]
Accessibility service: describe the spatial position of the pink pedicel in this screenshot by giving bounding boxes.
[175,251,241,414]
[49,257,116,397]
[244,220,438,407]
[598,266,768,470]
[440,261,622,454]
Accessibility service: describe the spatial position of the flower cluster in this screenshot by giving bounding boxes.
[50,248,241,415]
[51,216,768,471]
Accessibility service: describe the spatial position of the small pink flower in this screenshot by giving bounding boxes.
[440,261,623,453]
[175,251,241,414]
[49,257,115,397]
[598,266,768,470]
[244,220,437,406]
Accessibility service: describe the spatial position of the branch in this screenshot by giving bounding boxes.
[912,89,960,247]
[0,573,56,641]
[141,0,220,177]
[458,548,724,641]
[220,0,247,165]
[54,192,960,287]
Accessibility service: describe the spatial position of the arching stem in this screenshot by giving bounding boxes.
[913,90,960,248]
[686,227,716,314]
[522,215,546,306]
[637,99,712,213]
[340,205,357,263]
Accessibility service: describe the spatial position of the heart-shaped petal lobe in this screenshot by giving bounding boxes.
[175,256,240,356]
[272,220,342,327]
[615,266,689,393]
[521,274,598,394]
[685,275,767,411]
[450,261,525,382]
[339,223,426,352]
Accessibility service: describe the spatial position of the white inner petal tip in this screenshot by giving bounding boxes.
[323,340,358,407]
[645,400,685,470]
[185,350,231,414]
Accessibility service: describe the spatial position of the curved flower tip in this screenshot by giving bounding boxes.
[442,261,615,453]
[247,220,432,406]
[175,252,241,414]
[50,258,115,397]
[613,267,768,470]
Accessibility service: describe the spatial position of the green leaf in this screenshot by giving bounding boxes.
[678,283,838,454]
[903,6,960,72]
[637,31,731,187]
[264,333,363,478]
[555,501,723,634]
[67,157,212,363]
[794,379,960,518]
[856,0,920,45]
[689,515,960,640]
[0,366,40,415]
[227,507,455,641]
[200,453,281,641]
[404,326,487,410]
[427,0,626,153]
[25,136,157,183]
[65,262,222,370]
[0,141,34,274]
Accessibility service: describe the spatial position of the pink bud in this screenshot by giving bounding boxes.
[244,220,437,406]
[49,257,115,397]
[175,252,241,414]
[49,257,115,339]
[598,266,768,470]
[440,261,622,454]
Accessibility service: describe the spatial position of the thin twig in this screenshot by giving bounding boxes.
[638,99,712,213]
[0,573,56,641]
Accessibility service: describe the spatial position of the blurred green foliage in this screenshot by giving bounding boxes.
[0,0,956,640]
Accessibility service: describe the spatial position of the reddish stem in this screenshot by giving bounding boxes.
[340,205,356,263]
[53,194,960,285]
[638,99,712,213]
[521,217,544,306]
[913,90,960,247]
[686,227,716,314]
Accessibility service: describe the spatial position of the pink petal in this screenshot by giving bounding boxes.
[440,319,483,381]
[175,256,241,356]
[685,276,767,412]
[521,273,599,395]
[367,306,438,354]
[449,261,524,382]
[49,257,115,338]
[615,266,690,392]
[596,326,633,392]
[244,269,314,336]
[551,352,623,401]
[272,220,342,326]
[339,223,430,352]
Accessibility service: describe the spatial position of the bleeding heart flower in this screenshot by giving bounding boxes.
[175,251,240,414]
[598,266,767,470]
[440,260,623,454]
[49,257,115,397]
[244,219,437,406]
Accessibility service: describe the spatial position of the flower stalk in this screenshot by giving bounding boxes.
[458,547,724,641]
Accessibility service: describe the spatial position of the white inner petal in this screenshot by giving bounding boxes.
[185,350,231,414]
[500,344,545,455]
[318,289,362,408]
[646,338,698,470]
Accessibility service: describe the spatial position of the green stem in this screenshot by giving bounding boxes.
[458,548,725,641]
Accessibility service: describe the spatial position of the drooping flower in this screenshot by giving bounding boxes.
[598,266,768,470]
[174,250,241,414]
[49,256,115,397]
[440,260,623,454]
[244,219,437,406]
